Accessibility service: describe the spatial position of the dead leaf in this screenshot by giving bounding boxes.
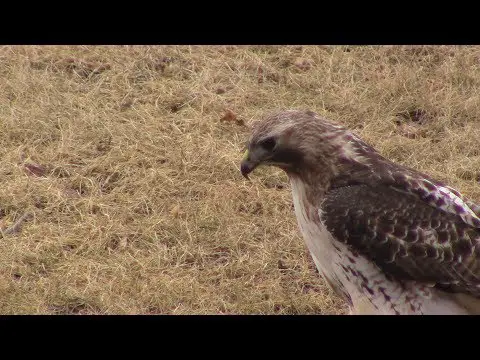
[24,163,47,177]
[220,109,245,127]
[220,109,237,122]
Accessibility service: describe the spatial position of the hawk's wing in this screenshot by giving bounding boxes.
[320,184,480,296]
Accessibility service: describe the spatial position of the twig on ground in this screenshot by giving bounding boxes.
[1,212,33,237]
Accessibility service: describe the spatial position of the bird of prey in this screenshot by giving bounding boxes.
[240,109,480,315]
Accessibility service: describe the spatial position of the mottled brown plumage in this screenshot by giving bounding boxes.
[322,185,480,296]
[241,109,480,314]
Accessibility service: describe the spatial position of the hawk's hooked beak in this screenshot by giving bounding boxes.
[240,149,259,180]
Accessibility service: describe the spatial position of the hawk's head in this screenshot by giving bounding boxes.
[241,110,356,181]
[240,110,480,229]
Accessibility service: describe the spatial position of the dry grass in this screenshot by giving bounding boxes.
[0,45,480,314]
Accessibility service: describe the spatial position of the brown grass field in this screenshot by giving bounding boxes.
[1,45,480,314]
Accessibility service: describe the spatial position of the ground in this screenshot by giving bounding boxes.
[0,45,479,314]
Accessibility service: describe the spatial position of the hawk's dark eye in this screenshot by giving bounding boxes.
[259,137,276,152]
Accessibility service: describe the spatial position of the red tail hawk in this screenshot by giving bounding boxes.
[241,109,480,315]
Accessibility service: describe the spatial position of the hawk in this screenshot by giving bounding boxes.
[240,109,480,315]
